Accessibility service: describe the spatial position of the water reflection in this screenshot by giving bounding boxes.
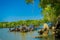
[0,28,55,40]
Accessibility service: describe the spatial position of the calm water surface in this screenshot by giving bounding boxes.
[0,28,55,40]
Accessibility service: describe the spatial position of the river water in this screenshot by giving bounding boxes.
[0,28,55,40]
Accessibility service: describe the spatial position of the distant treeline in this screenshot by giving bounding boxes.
[0,19,49,28]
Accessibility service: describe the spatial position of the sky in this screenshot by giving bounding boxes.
[0,0,43,22]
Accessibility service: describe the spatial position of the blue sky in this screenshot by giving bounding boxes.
[0,0,43,22]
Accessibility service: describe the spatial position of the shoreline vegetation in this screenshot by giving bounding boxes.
[0,19,49,28]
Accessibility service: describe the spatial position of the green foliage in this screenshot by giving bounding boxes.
[40,0,60,23]
[25,0,34,4]
[0,20,43,28]
[42,5,57,22]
